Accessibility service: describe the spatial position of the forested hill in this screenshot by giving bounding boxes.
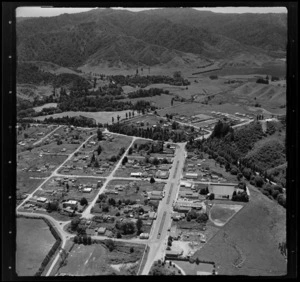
[17,62,91,89]
[16,8,286,67]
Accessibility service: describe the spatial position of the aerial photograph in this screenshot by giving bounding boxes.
[14,5,288,277]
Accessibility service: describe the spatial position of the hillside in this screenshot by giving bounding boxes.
[233,82,286,105]
[144,8,287,55]
[16,8,286,69]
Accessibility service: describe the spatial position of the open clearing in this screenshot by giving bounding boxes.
[32,110,139,124]
[192,184,287,276]
[174,261,214,275]
[33,103,58,112]
[57,241,145,276]
[209,204,243,226]
[16,217,56,276]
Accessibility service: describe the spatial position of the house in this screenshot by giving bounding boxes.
[62,200,78,209]
[149,212,157,219]
[37,197,47,203]
[180,181,193,188]
[156,170,169,179]
[179,191,199,199]
[185,173,198,179]
[83,187,92,193]
[139,233,149,239]
[165,249,183,259]
[97,227,106,235]
[149,194,162,201]
[131,172,142,178]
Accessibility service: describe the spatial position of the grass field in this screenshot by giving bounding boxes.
[174,261,214,275]
[17,171,46,197]
[209,204,243,226]
[33,103,58,112]
[33,110,139,125]
[192,184,287,276]
[57,241,145,276]
[16,217,56,276]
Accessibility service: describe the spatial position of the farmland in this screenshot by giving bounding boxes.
[56,241,145,276]
[192,184,287,276]
[16,217,56,276]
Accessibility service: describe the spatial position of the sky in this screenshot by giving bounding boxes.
[16,6,287,17]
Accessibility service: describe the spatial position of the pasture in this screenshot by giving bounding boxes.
[209,204,243,227]
[16,217,56,276]
[57,241,145,276]
[192,184,287,276]
[33,110,139,125]
[174,261,214,275]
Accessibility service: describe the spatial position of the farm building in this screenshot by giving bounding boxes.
[208,183,238,200]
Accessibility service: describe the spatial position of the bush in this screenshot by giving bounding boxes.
[254,176,264,188]
[150,177,155,184]
[80,197,88,206]
[105,239,115,252]
[130,247,134,253]
[230,166,238,175]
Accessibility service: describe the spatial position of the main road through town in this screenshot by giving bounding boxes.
[141,142,186,275]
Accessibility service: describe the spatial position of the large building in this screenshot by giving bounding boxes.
[208,183,245,200]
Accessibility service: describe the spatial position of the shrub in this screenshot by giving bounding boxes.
[130,247,134,253]
[254,176,264,188]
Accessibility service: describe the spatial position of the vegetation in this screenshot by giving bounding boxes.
[128,88,169,99]
[110,74,190,88]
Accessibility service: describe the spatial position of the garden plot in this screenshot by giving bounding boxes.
[209,204,243,227]
[56,241,145,276]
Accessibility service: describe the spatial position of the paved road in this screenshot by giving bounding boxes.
[141,142,186,275]
[81,137,137,218]
[32,125,63,146]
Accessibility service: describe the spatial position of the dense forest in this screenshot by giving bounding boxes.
[17,62,91,89]
[108,122,188,143]
[128,88,169,99]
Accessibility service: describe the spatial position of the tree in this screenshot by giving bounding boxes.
[173,71,182,80]
[73,235,79,243]
[150,177,155,184]
[97,145,102,155]
[237,173,243,181]
[128,147,133,155]
[80,197,88,206]
[254,176,264,188]
[126,113,128,119]
[71,217,80,231]
[122,156,128,165]
[130,247,134,253]
[136,218,143,232]
[117,115,120,123]
[97,129,103,141]
[112,117,114,123]
[105,239,115,251]
[209,193,215,200]
[117,232,122,238]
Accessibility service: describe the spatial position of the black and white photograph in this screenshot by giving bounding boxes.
[1,2,298,279]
